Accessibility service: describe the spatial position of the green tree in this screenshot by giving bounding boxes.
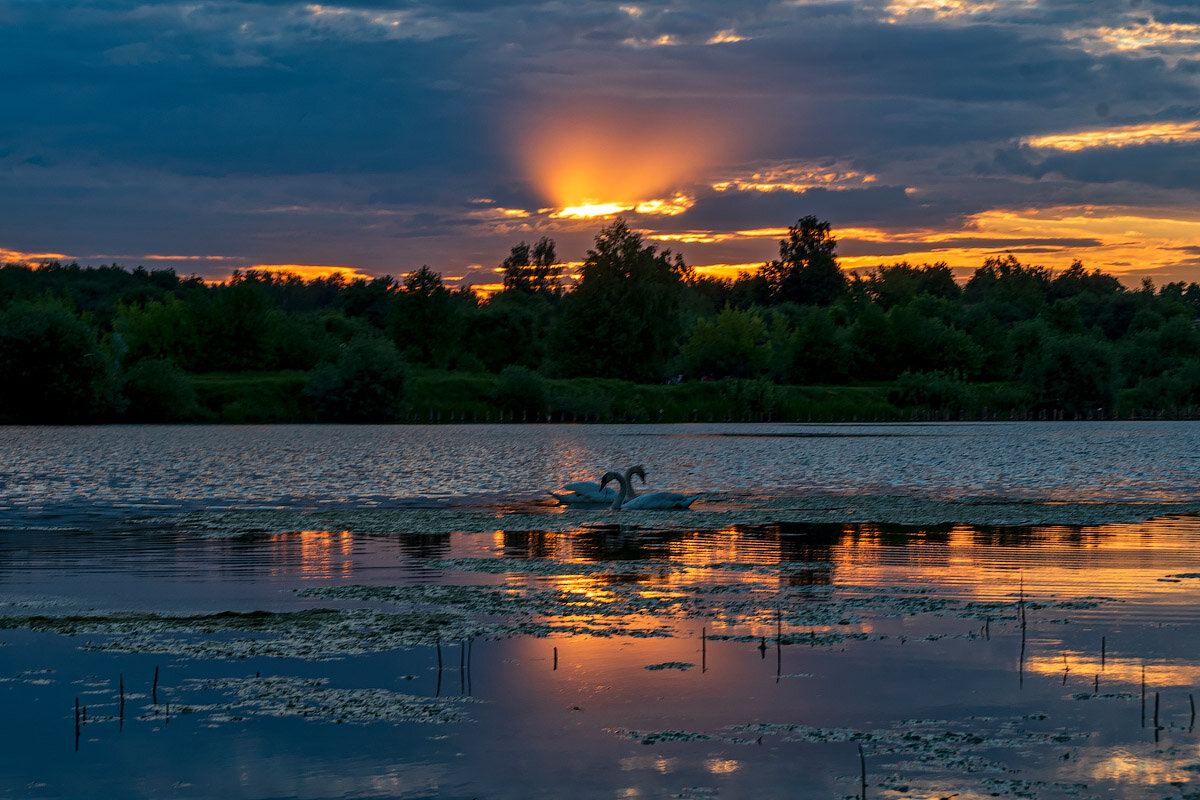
[394,266,454,366]
[501,237,561,295]
[771,305,848,384]
[962,254,1051,323]
[549,219,689,382]
[113,295,199,368]
[680,305,770,378]
[493,364,550,417]
[304,338,409,422]
[121,358,197,422]
[0,301,115,422]
[866,262,960,309]
[1026,334,1117,414]
[189,280,280,371]
[465,290,553,373]
[759,216,845,306]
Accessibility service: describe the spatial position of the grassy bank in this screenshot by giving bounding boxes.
[182,368,1145,424]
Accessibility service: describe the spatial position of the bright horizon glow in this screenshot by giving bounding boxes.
[241,263,375,282]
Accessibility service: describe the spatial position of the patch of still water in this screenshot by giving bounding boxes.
[2,517,1200,799]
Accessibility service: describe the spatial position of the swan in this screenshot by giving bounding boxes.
[551,465,644,505]
[600,469,698,510]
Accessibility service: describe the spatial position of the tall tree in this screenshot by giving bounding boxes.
[501,237,561,295]
[550,218,690,382]
[760,216,845,306]
[395,266,453,365]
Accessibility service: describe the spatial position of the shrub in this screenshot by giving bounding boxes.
[493,365,549,417]
[122,358,197,422]
[304,338,408,422]
[888,370,972,412]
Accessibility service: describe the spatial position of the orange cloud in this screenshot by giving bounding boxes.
[640,206,1200,286]
[1,247,74,263]
[243,263,374,281]
[1026,121,1200,151]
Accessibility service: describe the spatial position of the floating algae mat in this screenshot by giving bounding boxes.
[3,508,1200,800]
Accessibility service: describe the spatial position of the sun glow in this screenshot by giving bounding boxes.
[515,103,735,224]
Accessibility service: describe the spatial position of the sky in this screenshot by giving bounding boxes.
[3,0,1200,291]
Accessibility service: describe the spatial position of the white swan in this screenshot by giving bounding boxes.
[600,469,698,510]
[551,465,644,505]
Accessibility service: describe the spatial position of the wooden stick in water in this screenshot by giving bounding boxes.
[859,743,867,799]
[1190,693,1196,730]
[553,646,558,671]
[1141,664,1146,728]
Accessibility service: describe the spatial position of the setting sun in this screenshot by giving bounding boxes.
[514,102,736,218]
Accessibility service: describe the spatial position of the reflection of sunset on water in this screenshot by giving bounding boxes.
[268,530,354,581]
[1023,652,1200,689]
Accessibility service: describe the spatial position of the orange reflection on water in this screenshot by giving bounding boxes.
[268,530,354,581]
[1023,652,1200,689]
[825,520,1200,608]
[1087,747,1200,785]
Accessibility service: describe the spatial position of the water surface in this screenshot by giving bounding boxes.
[2,423,1199,799]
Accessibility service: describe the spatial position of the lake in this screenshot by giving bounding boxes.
[2,422,1200,799]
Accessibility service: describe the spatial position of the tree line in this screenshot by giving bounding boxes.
[3,215,1200,423]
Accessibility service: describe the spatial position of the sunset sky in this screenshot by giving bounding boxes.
[3,0,1199,290]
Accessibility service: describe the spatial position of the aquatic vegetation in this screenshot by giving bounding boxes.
[643,662,694,671]
[179,675,475,725]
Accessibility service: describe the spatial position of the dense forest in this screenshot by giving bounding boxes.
[3,216,1200,424]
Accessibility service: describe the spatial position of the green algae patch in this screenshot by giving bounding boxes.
[644,662,695,671]
[179,675,476,725]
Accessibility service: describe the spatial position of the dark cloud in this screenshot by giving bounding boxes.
[2,0,1199,276]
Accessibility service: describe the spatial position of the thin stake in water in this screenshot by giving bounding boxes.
[1154,691,1160,741]
[1189,693,1195,730]
[152,665,159,706]
[553,646,558,671]
[1141,664,1146,728]
[859,743,867,799]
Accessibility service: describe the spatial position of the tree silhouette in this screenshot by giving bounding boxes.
[760,216,845,305]
[501,237,561,295]
[550,218,689,382]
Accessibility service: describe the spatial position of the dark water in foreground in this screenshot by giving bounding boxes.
[2,423,1200,799]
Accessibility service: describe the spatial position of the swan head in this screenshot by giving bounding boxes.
[599,470,625,492]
